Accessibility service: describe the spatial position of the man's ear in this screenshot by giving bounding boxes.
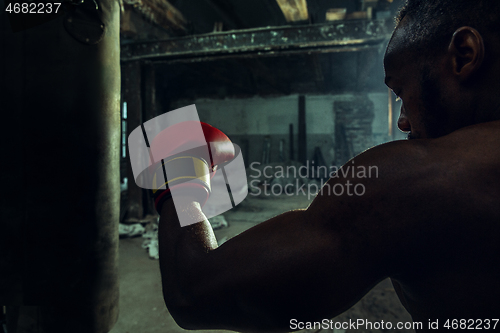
[448,26,485,82]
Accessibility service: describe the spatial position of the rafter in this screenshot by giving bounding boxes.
[275,0,309,22]
[122,0,187,33]
[121,19,393,63]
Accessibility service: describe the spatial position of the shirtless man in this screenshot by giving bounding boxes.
[155,0,500,331]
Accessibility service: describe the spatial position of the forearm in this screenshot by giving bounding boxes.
[158,196,218,324]
[159,196,217,254]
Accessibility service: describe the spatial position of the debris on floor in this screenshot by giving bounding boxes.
[142,221,159,260]
[119,223,145,238]
[208,215,229,230]
[130,215,230,260]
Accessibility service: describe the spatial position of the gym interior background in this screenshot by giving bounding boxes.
[1,0,415,332]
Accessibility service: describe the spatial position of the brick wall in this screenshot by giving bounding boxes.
[334,95,375,166]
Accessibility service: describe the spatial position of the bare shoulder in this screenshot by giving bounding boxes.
[318,119,500,204]
[308,137,443,215]
[306,121,500,273]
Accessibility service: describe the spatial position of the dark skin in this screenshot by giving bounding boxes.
[159,15,500,332]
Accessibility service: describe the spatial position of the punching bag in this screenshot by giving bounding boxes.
[0,0,120,330]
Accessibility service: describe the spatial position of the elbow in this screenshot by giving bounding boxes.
[165,296,290,332]
[163,293,206,330]
[166,304,199,330]
[161,267,217,329]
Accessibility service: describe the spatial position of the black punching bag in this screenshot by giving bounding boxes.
[0,0,120,330]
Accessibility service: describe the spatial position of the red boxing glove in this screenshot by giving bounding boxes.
[149,121,235,213]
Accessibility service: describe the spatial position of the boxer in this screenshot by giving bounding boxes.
[155,1,500,331]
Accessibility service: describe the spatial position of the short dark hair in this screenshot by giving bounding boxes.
[396,0,500,53]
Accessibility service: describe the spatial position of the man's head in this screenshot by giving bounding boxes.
[384,0,500,140]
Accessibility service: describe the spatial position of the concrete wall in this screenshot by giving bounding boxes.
[170,93,405,169]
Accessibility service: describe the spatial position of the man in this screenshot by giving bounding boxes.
[156,0,500,331]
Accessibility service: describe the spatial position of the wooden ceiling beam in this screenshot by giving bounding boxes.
[121,19,393,62]
[275,0,309,22]
[122,0,187,33]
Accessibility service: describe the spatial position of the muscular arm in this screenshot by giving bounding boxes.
[159,140,433,332]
